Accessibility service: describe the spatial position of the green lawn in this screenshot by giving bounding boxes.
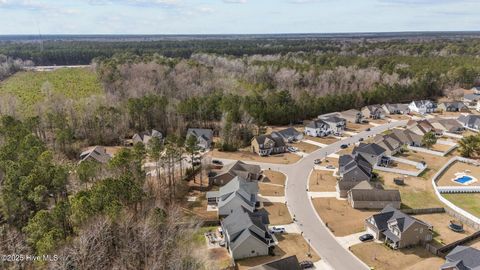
[443,193,480,218]
[0,68,103,116]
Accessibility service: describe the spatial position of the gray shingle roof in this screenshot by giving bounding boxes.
[442,246,480,270]
[79,146,111,163]
[371,205,429,233]
[254,134,286,148]
[458,115,480,128]
[186,128,213,143]
[249,255,301,270]
[306,119,328,129]
[353,143,386,156]
[213,160,261,181]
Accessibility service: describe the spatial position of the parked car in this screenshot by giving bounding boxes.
[358,137,364,142]
[314,159,321,165]
[287,146,298,152]
[212,159,223,165]
[299,260,314,269]
[326,165,335,169]
[366,128,371,131]
[359,233,374,242]
[192,161,201,166]
[340,144,348,149]
[269,226,286,234]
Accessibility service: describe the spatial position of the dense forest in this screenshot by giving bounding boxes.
[1,36,480,269]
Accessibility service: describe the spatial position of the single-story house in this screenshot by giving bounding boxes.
[428,118,464,134]
[319,114,347,135]
[365,205,433,249]
[209,160,262,186]
[382,103,410,115]
[463,93,480,106]
[340,109,364,123]
[132,129,163,145]
[304,119,331,137]
[186,128,213,149]
[352,143,388,166]
[79,146,111,164]
[408,100,436,114]
[441,245,480,270]
[271,127,303,143]
[221,207,274,260]
[438,101,469,112]
[251,134,287,156]
[458,114,480,131]
[361,105,386,119]
[347,181,401,210]
[249,255,301,270]
[337,154,373,198]
[206,176,259,217]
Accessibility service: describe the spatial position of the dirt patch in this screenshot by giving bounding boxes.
[347,122,373,132]
[416,213,475,245]
[208,248,232,269]
[291,141,320,153]
[259,183,285,196]
[309,170,338,192]
[236,234,320,270]
[350,242,444,270]
[389,160,419,171]
[430,143,454,152]
[182,191,218,220]
[388,115,411,121]
[312,198,375,236]
[261,202,292,225]
[436,161,480,187]
[337,145,355,156]
[210,149,301,165]
[262,170,286,186]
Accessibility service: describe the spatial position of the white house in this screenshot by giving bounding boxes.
[304,119,330,137]
[408,100,436,114]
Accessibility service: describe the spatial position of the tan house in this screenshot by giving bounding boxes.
[347,181,401,210]
[251,134,287,156]
[209,160,262,186]
[361,105,386,119]
[365,205,433,249]
[340,109,364,123]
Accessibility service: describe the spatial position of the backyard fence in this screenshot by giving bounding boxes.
[437,230,480,258]
[402,207,445,215]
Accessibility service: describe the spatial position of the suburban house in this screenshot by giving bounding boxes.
[132,129,163,145]
[304,119,331,137]
[206,176,259,217]
[271,127,303,143]
[429,118,464,134]
[337,154,373,198]
[440,245,480,270]
[463,93,480,106]
[347,181,401,210]
[458,114,480,131]
[374,133,403,156]
[382,103,410,115]
[249,255,301,270]
[186,128,213,149]
[407,119,438,136]
[390,129,423,147]
[79,146,111,163]
[361,105,386,119]
[340,109,364,123]
[472,86,480,94]
[251,134,287,156]
[365,205,433,249]
[221,207,274,260]
[209,160,262,186]
[352,143,388,166]
[437,101,469,112]
[318,114,347,135]
[408,100,436,114]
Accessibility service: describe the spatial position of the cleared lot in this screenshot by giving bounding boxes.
[183,192,218,220]
[210,149,301,164]
[236,234,320,270]
[350,242,444,270]
[305,135,339,145]
[291,141,320,153]
[308,170,337,192]
[346,122,373,132]
[312,198,375,236]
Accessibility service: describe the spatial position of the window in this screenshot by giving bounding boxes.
[251,250,255,254]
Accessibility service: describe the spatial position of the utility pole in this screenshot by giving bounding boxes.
[307,238,311,258]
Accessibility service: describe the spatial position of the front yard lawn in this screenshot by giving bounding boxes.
[259,183,285,196]
[291,141,320,153]
[262,170,286,186]
[261,202,292,225]
[309,170,337,192]
[236,234,320,270]
[350,242,444,270]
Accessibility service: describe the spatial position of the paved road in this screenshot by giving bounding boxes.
[215,120,408,269]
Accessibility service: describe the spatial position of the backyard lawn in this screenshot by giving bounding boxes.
[443,193,480,218]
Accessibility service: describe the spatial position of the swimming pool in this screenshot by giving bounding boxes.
[454,176,473,184]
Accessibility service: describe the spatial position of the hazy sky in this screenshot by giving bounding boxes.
[0,0,479,34]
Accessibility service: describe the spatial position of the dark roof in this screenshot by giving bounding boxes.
[370,205,429,233]
[253,134,286,148]
[464,93,480,101]
[412,100,435,107]
[274,127,301,138]
[320,115,346,123]
[213,160,261,180]
[458,115,480,127]
[79,146,111,163]
[442,246,480,270]
[441,101,468,110]
[349,188,401,202]
[186,128,213,142]
[353,143,386,156]
[249,255,301,270]
[338,154,373,184]
[306,119,328,129]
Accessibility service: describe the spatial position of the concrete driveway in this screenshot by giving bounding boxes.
[336,231,368,248]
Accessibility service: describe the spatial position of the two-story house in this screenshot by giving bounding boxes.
[319,115,347,136]
[304,119,331,137]
[408,100,436,114]
[352,143,388,167]
[251,134,287,156]
[361,105,386,119]
[458,114,480,131]
[365,205,432,249]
